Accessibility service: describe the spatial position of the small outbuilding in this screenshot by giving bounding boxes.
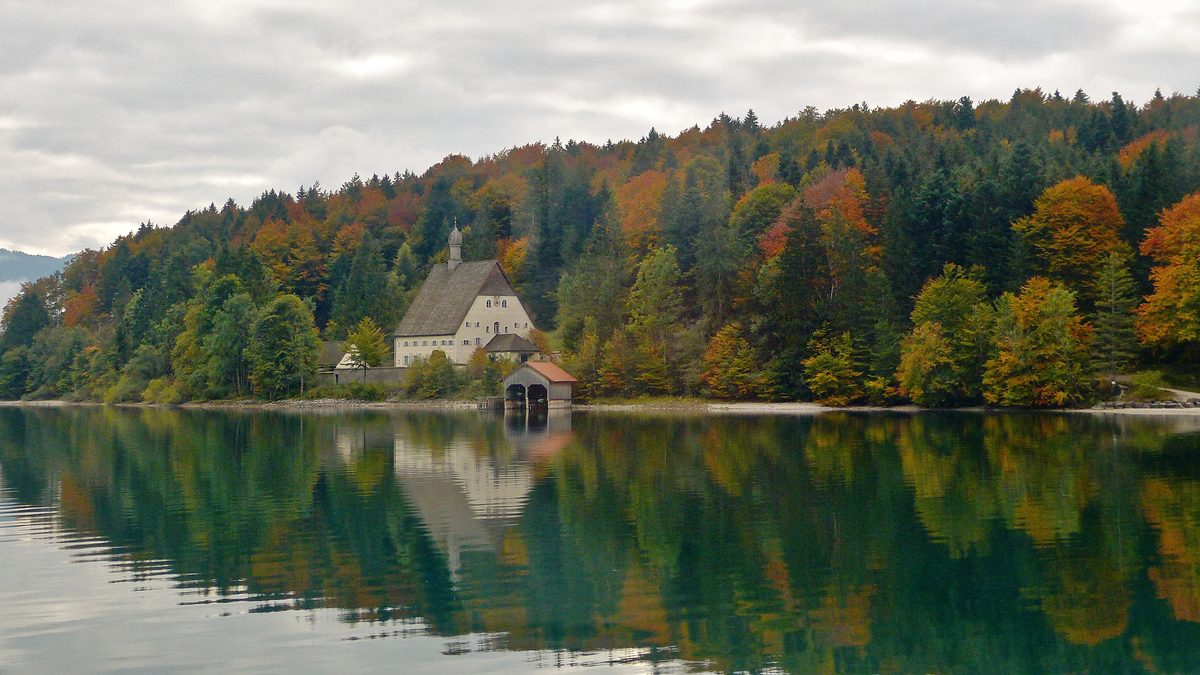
[318,341,347,372]
[503,362,578,408]
[485,333,539,363]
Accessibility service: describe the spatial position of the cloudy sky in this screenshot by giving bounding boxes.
[1,0,1198,257]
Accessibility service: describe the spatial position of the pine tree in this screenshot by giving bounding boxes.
[332,236,401,333]
[0,290,50,353]
[1093,249,1139,381]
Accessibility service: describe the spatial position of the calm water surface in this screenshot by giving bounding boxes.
[2,406,1200,674]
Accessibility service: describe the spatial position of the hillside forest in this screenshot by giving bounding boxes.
[2,88,1200,405]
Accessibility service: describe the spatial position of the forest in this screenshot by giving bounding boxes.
[2,87,1199,405]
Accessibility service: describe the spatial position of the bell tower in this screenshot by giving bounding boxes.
[448,220,462,272]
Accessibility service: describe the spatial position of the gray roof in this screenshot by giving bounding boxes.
[485,333,538,354]
[318,341,347,368]
[395,260,517,337]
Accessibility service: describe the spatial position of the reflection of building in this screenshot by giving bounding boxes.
[392,412,573,580]
[503,409,574,461]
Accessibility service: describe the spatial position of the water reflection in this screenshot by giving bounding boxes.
[2,406,1200,673]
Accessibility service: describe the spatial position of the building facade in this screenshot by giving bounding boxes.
[393,226,536,366]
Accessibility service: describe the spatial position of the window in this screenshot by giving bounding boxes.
[422,340,428,346]
[503,326,508,333]
[493,322,500,334]
[485,325,490,333]
[475,337,481,346]
[523,323,528,329]
[463,339,469,345]
[403,355,409,365]
[501,299,507,308]
[404,341,409,347]
[514,322,518,328]
[486,300,492,308]
[465,322,469,328]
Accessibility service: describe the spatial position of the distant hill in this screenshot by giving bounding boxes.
[0,248,74,311]
[0,248,73,283]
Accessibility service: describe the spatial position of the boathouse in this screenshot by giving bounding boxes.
[503,361,577,408]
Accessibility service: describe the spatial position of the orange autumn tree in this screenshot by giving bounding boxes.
[1136,192,1200,348]
[1013,177,1124,307]
[615,170,670,253]
[700,322,760,399]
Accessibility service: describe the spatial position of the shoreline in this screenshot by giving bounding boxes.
[3,398,1200,416]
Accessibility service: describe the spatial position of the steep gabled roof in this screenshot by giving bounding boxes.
[395,260,516,337]
[485,333,538,354]
[319,341,347,368]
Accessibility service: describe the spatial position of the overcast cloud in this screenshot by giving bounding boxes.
[1,0,1198,256]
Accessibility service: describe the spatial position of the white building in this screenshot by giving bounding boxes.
[392,225,536,366]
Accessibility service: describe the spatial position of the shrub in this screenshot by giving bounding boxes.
[142,378,184,404]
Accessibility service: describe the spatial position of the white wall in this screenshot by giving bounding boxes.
[394,294,536,366]
[393,335,455,366]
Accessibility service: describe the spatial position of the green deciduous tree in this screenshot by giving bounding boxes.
[803,332,863,405]
[405,350,458,399]
[247,294,321,399]
[343,317,388,370]
[897,264,992,405]
[626,246,683,394]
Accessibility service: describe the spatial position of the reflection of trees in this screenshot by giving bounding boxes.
[897,414,998,557]
[6,407,1200,672]
[1038,550,1130,646]
[1143,477,1200,623]
[0,407,460,630]
[983,415,1099,547]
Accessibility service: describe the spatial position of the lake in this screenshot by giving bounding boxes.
[1,405,1200,674]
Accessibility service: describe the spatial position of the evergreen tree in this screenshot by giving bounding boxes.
[1092,249,1139,381]
[331,235,402,334]
[0,290,50,353]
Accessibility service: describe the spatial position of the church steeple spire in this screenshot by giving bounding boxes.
[448,219,462,272]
